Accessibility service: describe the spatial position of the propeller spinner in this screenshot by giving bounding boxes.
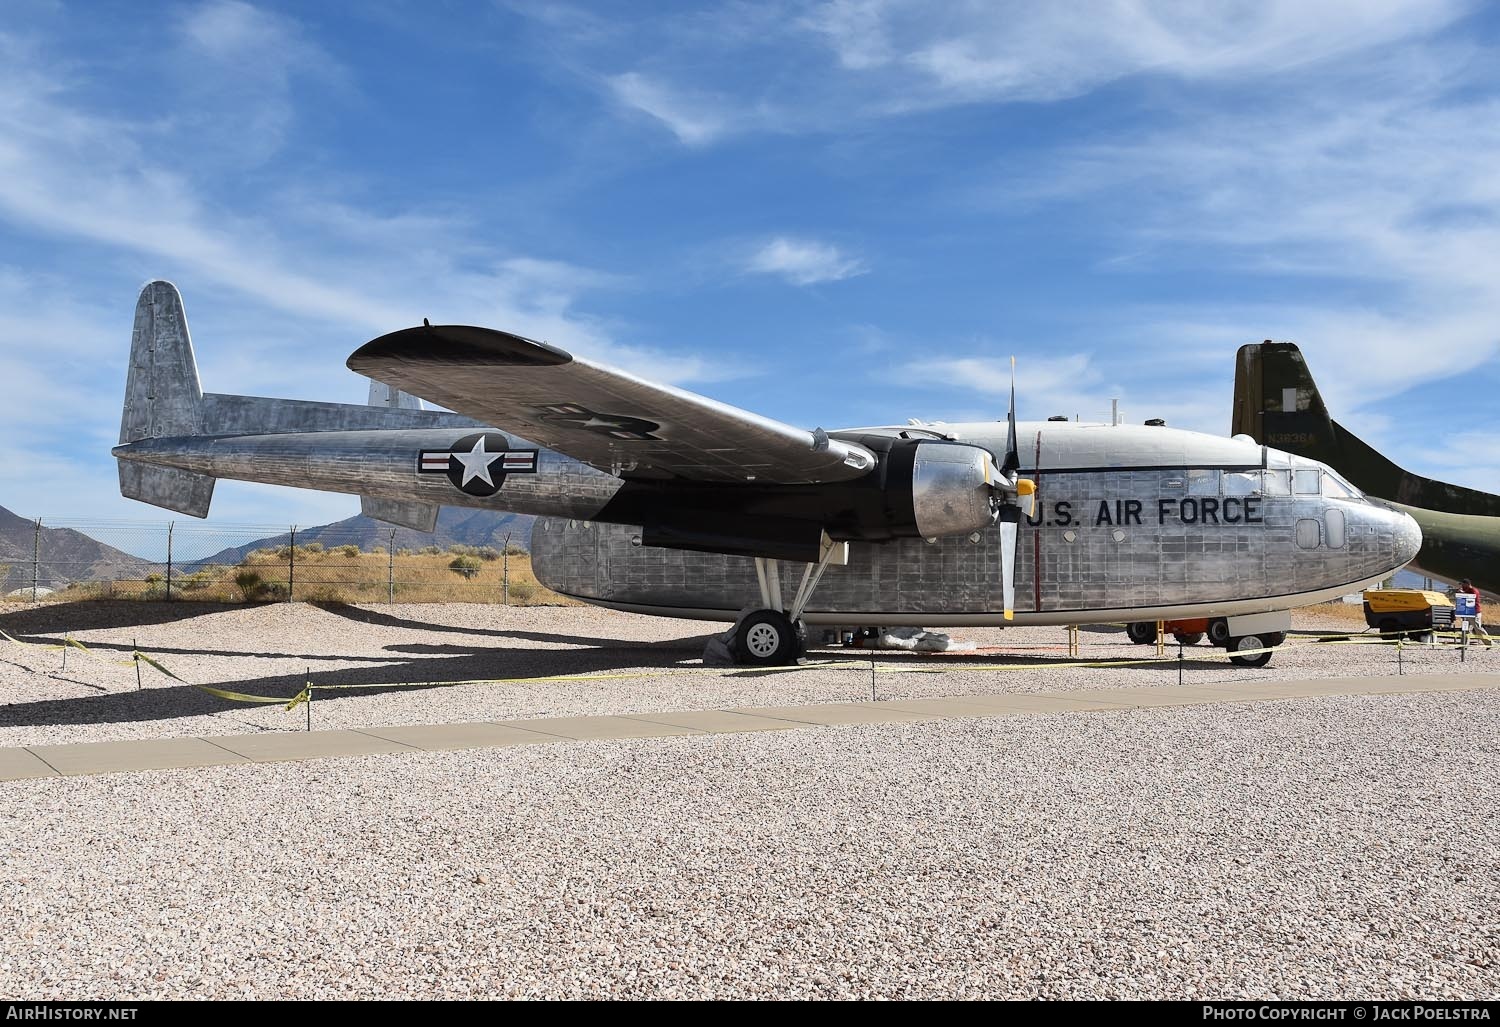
[994,357,1036,621]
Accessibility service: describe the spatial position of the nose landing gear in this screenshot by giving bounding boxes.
[1210,614,1291,667]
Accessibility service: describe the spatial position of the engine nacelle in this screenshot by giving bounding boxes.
[907,441,1000,539]
[595,436,1004,562]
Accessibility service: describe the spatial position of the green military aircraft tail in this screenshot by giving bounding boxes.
[1232,341,1499,594]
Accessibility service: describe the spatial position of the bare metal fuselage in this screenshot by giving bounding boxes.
[115,407,1421,626]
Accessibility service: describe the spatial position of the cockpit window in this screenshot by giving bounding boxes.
[1293,469,1321,495]
[1321,470,1363,500]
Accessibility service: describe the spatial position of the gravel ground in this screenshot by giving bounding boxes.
[1,691,1496,999]
[0,601,1493,747]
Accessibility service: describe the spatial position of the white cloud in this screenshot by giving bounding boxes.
[173,0,342,164]
[807,0,1470,106]
[889,349,1155,426]
[745,236,867,285]
[548,2,1476,143]
[1000,81,1500,411]
[608,72,730,146]
[0,21,724,387]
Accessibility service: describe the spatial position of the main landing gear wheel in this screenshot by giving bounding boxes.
[734,609,805,666]
[1208,618,1232,647]
[1125,621,1157,645]
[1173,632,1205,646]
[1227,634,1274,668]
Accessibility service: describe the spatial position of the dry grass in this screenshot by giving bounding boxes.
[1311,600,1369,623]
[23,549,574,607]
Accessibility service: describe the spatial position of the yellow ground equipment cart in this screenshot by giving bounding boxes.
[1362,589,1454,639]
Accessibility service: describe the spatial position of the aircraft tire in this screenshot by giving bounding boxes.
[1208,618,1232,647]
[1172,632,1204,646]
[1227,634,1273,668]
[1125,621,1156,645]
[734,609,801,665]
[791,619,809,658]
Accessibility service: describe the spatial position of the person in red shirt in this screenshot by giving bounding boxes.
[1457,579,1493,647]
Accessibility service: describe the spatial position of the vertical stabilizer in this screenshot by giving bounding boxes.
[117,281,215,517]
[1231,340,1500,516]
[367,379,423,411]
[121,280,205,442]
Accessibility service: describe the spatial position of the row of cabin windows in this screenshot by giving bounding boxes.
[1176,468,1361,500]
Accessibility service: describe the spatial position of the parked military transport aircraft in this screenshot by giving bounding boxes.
[114,282,1420,665]
[1232,341,1498,595]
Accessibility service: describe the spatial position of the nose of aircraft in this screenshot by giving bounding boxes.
[1388,507,1423,567]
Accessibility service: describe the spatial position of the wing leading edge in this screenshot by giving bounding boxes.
[348,324,875,484]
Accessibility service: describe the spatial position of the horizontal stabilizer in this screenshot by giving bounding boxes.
[361,497,439,532]
[119,462,215,518]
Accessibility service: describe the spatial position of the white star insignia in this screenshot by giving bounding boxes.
[452,435,504,487]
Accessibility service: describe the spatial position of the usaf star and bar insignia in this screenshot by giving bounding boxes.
[536,403,663,441]
[417,433,538,497]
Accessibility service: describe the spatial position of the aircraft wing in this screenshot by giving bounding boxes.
[347,324,875,484]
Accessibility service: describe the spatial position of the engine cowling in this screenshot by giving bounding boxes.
[906,440,1000,539]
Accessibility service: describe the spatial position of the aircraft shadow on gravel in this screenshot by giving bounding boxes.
[0,635,1256,731]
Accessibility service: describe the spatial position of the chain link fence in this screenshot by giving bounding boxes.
[1,518,554,605]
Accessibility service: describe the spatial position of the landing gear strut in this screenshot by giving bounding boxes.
[733,538,849,666]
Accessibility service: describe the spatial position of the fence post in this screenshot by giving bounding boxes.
[288,525,296,602]
[31,517,41,603]
[165,521,174,601]
[388,528,396,604]
[502,531,511,606]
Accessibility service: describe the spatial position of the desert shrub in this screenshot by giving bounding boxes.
[449,555,483,580]
[396,548,415,557]
[369,546,386,555]
[145,572,164,585]
[233,569,263,601]
[504,542,527,556]
[334,544,361,558]
[260,582,290,601]
[507,581,537,603]
[179,570,214,592]
[447,544,477,556]
[419,545,443,556]
[477,546,500,562]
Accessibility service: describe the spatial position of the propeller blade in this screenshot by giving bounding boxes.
[1003,356,1020,476]
[999,506,1019,621]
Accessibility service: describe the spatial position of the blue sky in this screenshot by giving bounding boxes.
[2,0,1499,527]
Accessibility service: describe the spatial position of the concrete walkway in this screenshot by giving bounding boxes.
[3,672,1496,782]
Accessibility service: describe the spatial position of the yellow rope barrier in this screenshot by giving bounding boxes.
[4,621,1481,713]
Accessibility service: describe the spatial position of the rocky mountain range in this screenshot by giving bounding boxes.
[0,506,157,593]
[192,507,536,566]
